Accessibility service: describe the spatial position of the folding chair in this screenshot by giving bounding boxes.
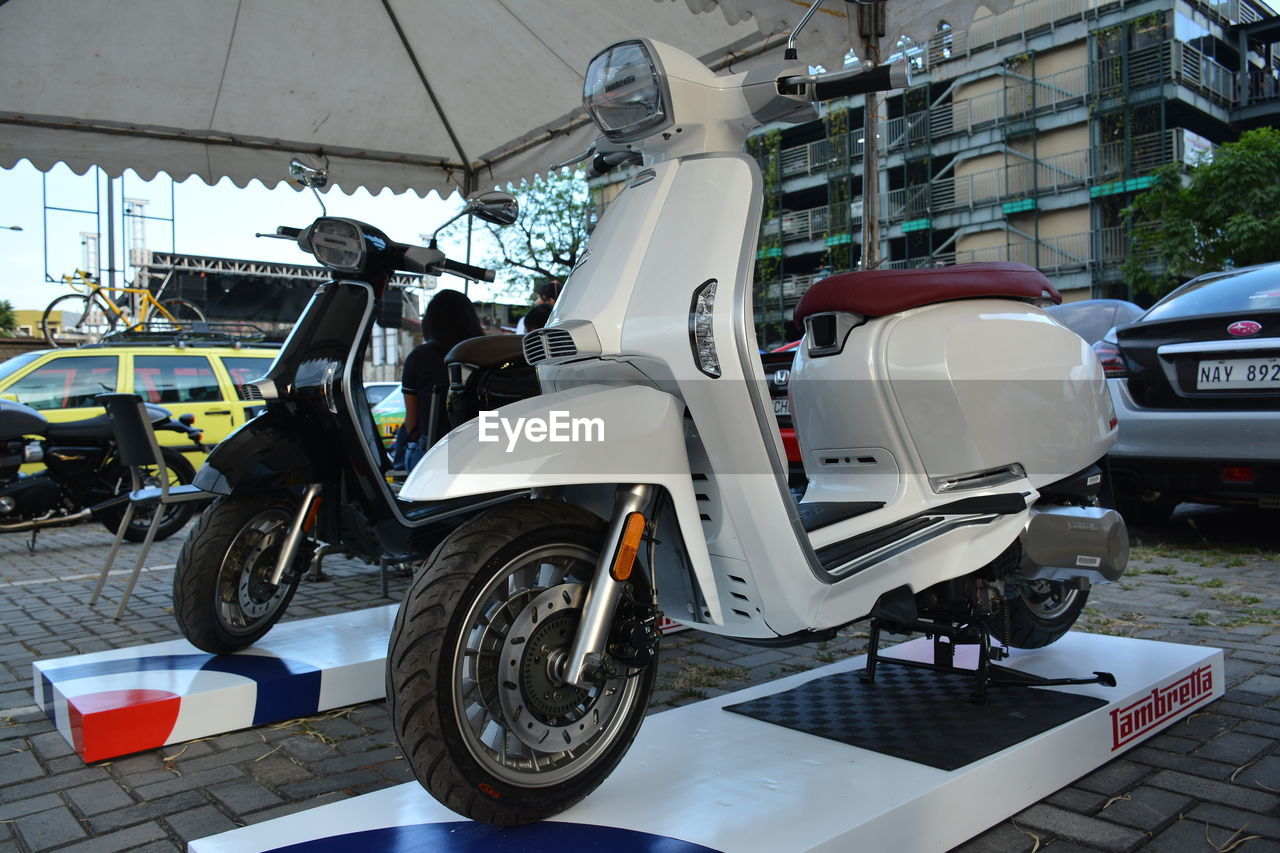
[89,393,210,620]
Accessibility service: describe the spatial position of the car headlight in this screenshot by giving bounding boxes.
[584,40,671,142]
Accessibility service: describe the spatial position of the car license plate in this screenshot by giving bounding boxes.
[773,397,790,417]
[1196,357,1280,390]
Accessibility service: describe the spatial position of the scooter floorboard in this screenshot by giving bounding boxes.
[32,605,398,763]
[188,632,1222,853]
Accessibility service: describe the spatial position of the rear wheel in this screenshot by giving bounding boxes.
[998,580,1089,649]
[387,500,658,825]
[96,449,199,541]
[152,298,206,333]
[42,294,116,346]
[173,492,306,653]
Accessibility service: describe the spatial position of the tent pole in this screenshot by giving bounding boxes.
[106,174,117,290]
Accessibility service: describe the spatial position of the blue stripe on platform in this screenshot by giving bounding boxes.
[41,653,322,726]
[264,822,722,853]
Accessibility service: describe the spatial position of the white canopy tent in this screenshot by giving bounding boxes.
[0,0,1013,197]
[0,0,771,197]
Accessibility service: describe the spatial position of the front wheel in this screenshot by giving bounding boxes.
[387,500,658,826]
[173,492,306,653]
[42,294,116,347]
[998,579,1090,649]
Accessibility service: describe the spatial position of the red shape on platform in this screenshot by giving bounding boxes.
[68,689,181,762]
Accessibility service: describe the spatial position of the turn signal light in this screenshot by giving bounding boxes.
[1092,341,1128,378]
[609,512,646,581]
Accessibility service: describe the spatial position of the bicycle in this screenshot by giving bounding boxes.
[41,270,206,347]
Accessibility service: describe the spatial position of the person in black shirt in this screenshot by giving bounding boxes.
[400,289,483,470]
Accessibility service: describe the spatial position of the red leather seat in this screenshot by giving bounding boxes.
[794,262,1061,323]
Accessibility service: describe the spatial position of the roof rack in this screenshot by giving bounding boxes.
[89,322,279,350]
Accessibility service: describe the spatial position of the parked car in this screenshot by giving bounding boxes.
[364,381,399,406]
[371,387,405,449]
[1095,263,1280,523]
[1046,298,1144,344]
[0,339,279,453]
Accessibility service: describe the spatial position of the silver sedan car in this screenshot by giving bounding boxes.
[1093,263,1280,523]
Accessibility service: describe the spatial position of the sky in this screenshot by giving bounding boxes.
[0,159,514,315]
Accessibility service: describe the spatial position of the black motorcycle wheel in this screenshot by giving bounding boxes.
[999,580,1090,649]
[387,500,658,826]
[173,492,305,653]
[96,449,199,542]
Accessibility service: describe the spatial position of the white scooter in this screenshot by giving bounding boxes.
[387,13,1128,827]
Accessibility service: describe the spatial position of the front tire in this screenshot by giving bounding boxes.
[387,500,658,826]
[173,492,306,653]
[42,294,116,346]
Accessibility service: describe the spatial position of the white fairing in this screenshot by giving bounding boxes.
[407,40,1121,641]
[793,301,1118,506]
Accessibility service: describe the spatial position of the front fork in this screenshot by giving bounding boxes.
[268,483,322,586]
[560,483,654,687]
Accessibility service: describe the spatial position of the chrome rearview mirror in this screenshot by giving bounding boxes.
[289,158,329,189]
[465,190,519,226]
[290,158,330,214]
[427,190,519,248]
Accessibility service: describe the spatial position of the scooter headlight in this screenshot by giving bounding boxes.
[584,40,671,142]
[306,218,365,273]
[689,279,721,378]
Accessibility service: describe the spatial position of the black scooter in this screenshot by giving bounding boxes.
[174,192,522,653]
[0,398,204,545]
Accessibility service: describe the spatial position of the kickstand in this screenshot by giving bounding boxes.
[859,617,1116,705]
[26,529,38,553]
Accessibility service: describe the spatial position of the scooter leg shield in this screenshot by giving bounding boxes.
[399,384,724,625]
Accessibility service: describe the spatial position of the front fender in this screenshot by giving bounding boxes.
[400,384,722,625]
[193,410,326,495]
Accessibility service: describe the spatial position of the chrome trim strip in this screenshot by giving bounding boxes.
[826,514,1001,578]
[1158,337,1280,356]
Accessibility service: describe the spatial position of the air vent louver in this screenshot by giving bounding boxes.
[523,328,578,364]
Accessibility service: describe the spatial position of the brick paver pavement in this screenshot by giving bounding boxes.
[0,505,1276,852]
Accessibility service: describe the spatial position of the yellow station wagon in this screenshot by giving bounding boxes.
[0,342,280,451]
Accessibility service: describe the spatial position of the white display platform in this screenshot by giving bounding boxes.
[33,605,396,762]
[190,631,1223,853]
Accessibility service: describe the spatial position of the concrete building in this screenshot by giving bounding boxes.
[749,0,1280,345]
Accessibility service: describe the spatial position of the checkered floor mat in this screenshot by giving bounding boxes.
[725,663,1107,771]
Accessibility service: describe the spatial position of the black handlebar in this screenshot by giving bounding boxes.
[779,62,910,102]
[440,258,497,283]
[276,226,303,238]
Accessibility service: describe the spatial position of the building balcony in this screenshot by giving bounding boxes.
[920,0,1271,71]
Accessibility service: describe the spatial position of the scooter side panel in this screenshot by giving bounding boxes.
[398,384,725,626]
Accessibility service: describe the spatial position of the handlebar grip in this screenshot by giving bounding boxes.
[440,258,496,283]
[276,226,303,238]
[790,62,911,102]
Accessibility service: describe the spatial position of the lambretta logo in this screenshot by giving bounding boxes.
[1110,665,1213,750]
[478,411,605,452]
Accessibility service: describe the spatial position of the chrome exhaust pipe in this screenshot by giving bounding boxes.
[0,508,93,533]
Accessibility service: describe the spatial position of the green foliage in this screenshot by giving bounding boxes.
[1124,127,1280,298]
[481,168,592,298]
[0,300,15,337]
